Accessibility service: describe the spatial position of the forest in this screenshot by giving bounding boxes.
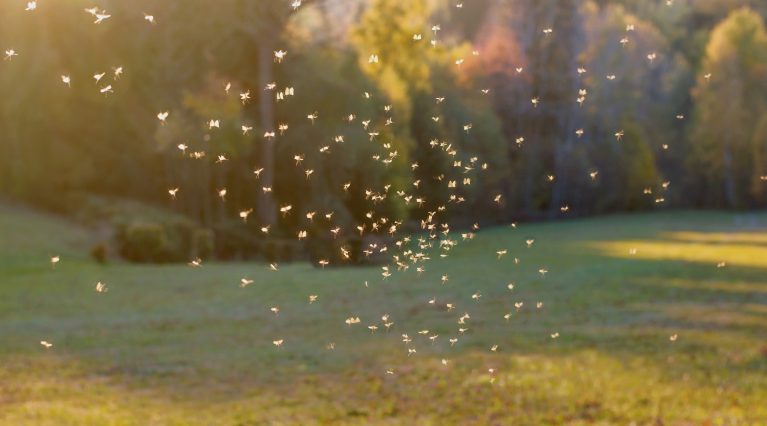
[2,0,766,263]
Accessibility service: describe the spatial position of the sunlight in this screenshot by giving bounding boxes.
[665,231,767,245]
[592,233,767,269]
[636,277,767,295]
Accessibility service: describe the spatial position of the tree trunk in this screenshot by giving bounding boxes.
[201,153,212,227]
[723,146,737,207]
[257,41,278,227]
[548,0,583,218]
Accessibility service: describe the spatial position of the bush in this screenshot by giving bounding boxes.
[89,242,108,264]
[72,196,217,263]
[264,239,304,263]
[307,234,378,266]
[192,229,215,260]
[117,222,172,263]
[212,220,262,260]
[116,221,216,263]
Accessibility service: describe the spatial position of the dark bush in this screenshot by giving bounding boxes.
[116,220,216,263]
[117,222,172,263]
[89,242,108,264]
[264,239,305,263]
[358,234,393,265]
[307,234,364,266]
[192,229,215,260]
[212,220,262,260]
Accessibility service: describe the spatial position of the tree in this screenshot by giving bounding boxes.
[227,1,300,227]
[690,7,767,207]
[473,0,586,217]
[350,0,436,224]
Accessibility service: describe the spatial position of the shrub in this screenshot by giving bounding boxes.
[117,222,172,263]
[260,239,305,263]
[89,242,108,264]
[212,220,261,260]
[192,229,215,260]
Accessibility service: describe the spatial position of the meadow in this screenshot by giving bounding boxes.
[0,203,765,425]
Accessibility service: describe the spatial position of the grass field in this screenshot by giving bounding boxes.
[0,203,766,425]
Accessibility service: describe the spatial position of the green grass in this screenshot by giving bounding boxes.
[1,203,766,425]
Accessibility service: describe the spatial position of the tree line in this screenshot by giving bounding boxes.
[0,0,765,261]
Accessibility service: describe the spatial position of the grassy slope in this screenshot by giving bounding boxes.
[0,204,765,425]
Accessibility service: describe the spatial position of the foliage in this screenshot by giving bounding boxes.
[690,7,767,207]
[1,0,767,263]
[117,222,173,263]
[89,242,108,264]
[192,228,215,260]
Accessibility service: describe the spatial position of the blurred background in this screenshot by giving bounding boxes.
[1,0,766,264]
